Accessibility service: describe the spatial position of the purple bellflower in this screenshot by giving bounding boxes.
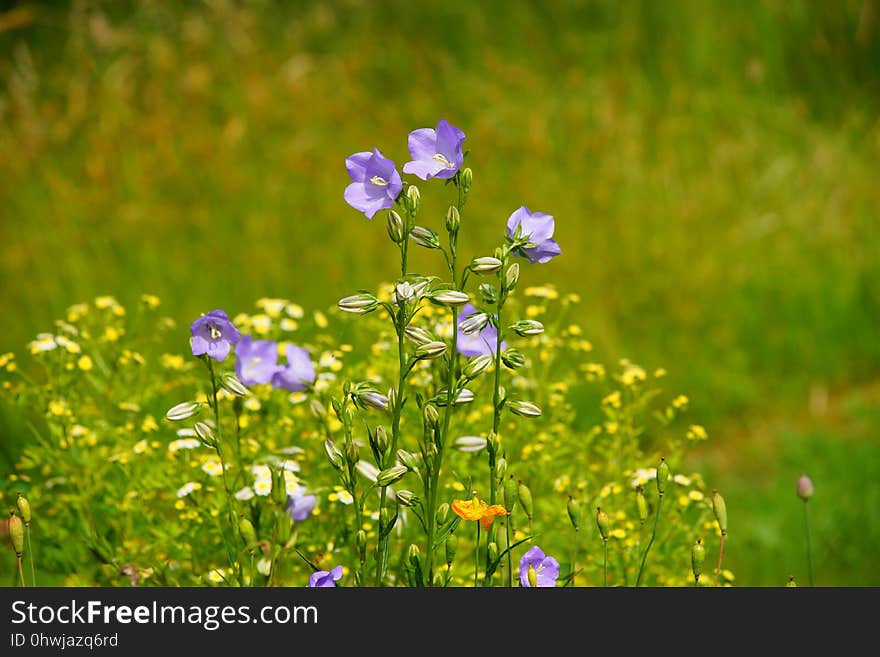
[272,344,316,392]
[344,148,402,219]
[519,546,560,587]
[308,565,343,588]
[506,206,562,264]
[287,490,317,523]
[190,309,241,362]
[234,336,279,386]
[402,119,466,181]
[456,303,507,357]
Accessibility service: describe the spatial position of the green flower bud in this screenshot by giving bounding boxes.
[406,185,421,215]
[509,400,542,418]
[356,530,368,563]
[344,441,360,467]
[488,431,501,454]
[404,326,435,346]
[712,490,728,534]
[423,404,440,429]
[397,449,420,471]
[461,167,473,194]
[567,496,580,531]
[495,457,507,480]
[501,348,526,369]
[429,290,470,307]
[445,534,458,565]
[504,263,520,291]
[380,506,396,533]
[324,438,345,470]
[8,511,24,556]
[436,502,450,527]
[408,543,421,567]
[445,206,461,234]
[459,312,490,335]
[691,537,706,583]
[462,354,493,380]
[510,320,545,337]
[309,398,326,419]
[518,482,533,519]
[410,225,441,250]
[376,465,408,487]
[16,494,31,526]
[337,293,379,314]
[469,256,503,275]
[238,516,257,553]
[276,510,293,544]
[219,372,249,397]
[193,421,216,448]
[656,458,670,495]
[479,283,498,305]
[374,425,389,456]
[395,490,418,508]
[487,541,499,564]
[635,486,648,524]
[165,401,202,422]
[387,210,406,243]
[415,341,448,360]
[504,477,518,513]
[596,506,610,541]
[271,468,287,506]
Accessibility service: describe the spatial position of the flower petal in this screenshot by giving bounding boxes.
[345,151,373,182]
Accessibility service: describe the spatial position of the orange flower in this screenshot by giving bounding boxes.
[451,496,507,530]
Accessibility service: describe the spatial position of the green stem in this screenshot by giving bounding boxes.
[474,521,480,587]
[506,516,513,587]
[715,531,727,586]
[635,493,664,586]
[205,358,238,572]
[603,538,608,587]
[17,556,25,587]
[26,526,36,586]
[804,500,815,586]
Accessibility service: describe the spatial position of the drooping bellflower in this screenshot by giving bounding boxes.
[190,309,241,362]
[344,148,402,219]
[506,206,561,264]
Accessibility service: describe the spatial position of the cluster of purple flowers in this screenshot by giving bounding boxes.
[190,309,315,391]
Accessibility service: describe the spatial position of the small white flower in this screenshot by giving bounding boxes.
[177,482,201,498]
[234,487,255,501]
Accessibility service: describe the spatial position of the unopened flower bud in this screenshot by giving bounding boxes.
[495,457,507,479]
[504,477,518,512]
[376,465,408,487]
[396,490,418,508]
[487,541,499,565]
[635,486,648,524]
[397,449,420,471]
[692,538,706,583]
[358,389,389,412]
[504,263,520,290]
[16,494,31,526]
[429,290,470,307]
[410,225,441,250]
[324,438,345,470]
[479,283,498,305]
[445,206,461,234]
[238,516,258,553]
[344,441,360,467]
[8,511,24,556]
[416,341,447,360]
[445,534,458,565]
[272,468,287,506]
[797,474,814,501]
[374,425,389,456]
[461,167,473,194]
[510,320,545,337]
[408,543,421,567]
[509,400,542,418]
[469,256,503,275]
[356,530,368,563]
[309,398,326,419]
[338,293,379,314]
[165,401,202,422]
[219,372,249,397]
[387,210,406,243]
[462,355,493,380]
[459,312,490,336]
[596,506,610,541]
[501,348,526,369]
[567,496,580,531]
[518,482,533,519]
[404,326,435,345]
[406,185,421,215]
[194,421,216,447]
[656,458,670,495]
[712,490,728,534]
[423,404,440,429]
[436,502,450,527]
[379,507,395,533]
[488,431,501,454]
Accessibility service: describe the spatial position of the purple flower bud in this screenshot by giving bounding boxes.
[797,474,814,500]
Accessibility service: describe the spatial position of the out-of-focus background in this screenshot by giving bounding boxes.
[1,0,878,585]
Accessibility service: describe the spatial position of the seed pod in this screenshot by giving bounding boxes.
[276,511,293,544]
[503,477,518,513]
[487,541,499,564]
[797,474,814,501]
[165,401,203,422]
[8,511,24,556]
[238,516,258,553]
[445,534,458,565]
[596,506,610,541]
[635,486,648,524]
[567,496,580,531]
[712,490,728,534]
[691,538,706,582]
[16,494,31,526]
[445,206,461,234]
[376,465,408,487]
[518,482,533,520]
[436,502,450,527]
[656,458,670,495]
[356,530,368,563]
[387,210,406,243]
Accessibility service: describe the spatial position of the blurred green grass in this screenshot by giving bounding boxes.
[1,0,878,585]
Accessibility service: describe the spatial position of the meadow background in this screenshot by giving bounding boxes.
[1,0,878,585]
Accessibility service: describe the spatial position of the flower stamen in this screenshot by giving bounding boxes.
[369,175,389,187]
[432,153,455,169]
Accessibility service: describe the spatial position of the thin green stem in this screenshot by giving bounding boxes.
[635,493,664,586]
[715,531,727,586]
[474,521,481,587]
[804,501,815,586]
[603,538,608,587]
[26,526,36,586]
[17,556,25,587]
[506,516,513,587]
